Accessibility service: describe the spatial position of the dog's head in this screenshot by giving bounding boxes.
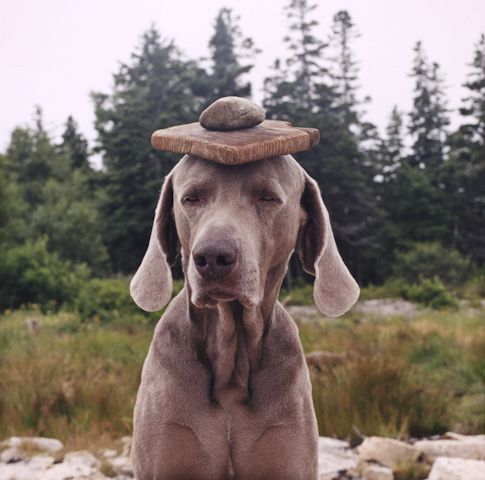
[130,155,359,317]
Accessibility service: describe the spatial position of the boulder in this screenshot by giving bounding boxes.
[199,96,265,131]
[0,436,64,454]
[414,438,485,461]
[361,464,394,480]
[318,436,358,479]
[358,437,420,468]
[427,456,485,480]
[42,450,101,480]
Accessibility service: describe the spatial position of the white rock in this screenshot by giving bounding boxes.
[444,432,485,442]
[1,436,64,454]
[120,436,132,458]
[42,450,101,480]
[109,455,134,477]
[63,450,100,468]
[427,456,485,480]
[414,438,485,461]
[101,448,118,459]
[1,447,25,463]
[358,436,420,468]
[318,436,358,479]
[0,455,55,480]
[362,464,394,480]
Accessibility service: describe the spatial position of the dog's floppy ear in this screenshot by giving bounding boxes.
[130,172,180,311]
[296,173,359,317]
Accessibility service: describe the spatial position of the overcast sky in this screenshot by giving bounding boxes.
[1,0,484,152]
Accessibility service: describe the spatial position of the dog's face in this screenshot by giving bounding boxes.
[130,155,359,317]
[172,155,304,308]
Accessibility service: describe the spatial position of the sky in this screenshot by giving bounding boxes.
[1,0,484,153]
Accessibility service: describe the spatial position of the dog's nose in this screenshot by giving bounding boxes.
[192,239,238,280]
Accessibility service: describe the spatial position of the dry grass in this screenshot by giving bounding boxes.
[0,301,483,448]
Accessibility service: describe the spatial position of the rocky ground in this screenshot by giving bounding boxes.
[1,432,484,479]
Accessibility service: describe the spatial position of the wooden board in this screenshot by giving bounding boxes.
[151,120,320,165]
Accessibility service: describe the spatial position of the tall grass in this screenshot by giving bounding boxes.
[0,300,483,448]
[299,309,485,442]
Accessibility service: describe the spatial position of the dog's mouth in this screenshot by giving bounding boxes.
[191,284,256,308]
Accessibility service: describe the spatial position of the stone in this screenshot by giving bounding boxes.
[0,447,25,463]
[414,438,485,461]
[41,450,101,480]
[109,455,134,477]
[199,96,265,131]
[427,456,485,480]
[358,437,420,469]
[318,436,358,479]
[361,464,394,480]
[1,436,64,454]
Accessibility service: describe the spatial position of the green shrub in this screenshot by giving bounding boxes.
[393,242,472,286]
[0,238,89,312]
[281,283,314,305]
[401,277,458,309]
[75,277,138,322]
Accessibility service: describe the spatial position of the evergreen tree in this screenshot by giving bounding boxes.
[264,0,328,120]
[379,106,405,182]
[93,27,208,272]
[207,8,258,102]
[408,42,449,170]
[264,4,383,283]
[446,34,485,264]
[60,116,89,170]
[328,10,360,128]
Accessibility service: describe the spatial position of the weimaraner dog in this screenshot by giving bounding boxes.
[130,154,359,480]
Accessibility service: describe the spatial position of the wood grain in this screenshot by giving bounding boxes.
[151,120,320,165]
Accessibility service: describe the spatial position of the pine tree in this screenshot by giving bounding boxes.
[328,10,360,128]
[93,27,208,272]
[446,34,485,264]
[60,116,89,170]
[408,42,449,170]
[264,4,383,283]
[207,8,258,102]
[379,106,405,181]
[264,0,328,120]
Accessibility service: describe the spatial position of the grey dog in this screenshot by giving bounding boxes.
[130,154,359,480]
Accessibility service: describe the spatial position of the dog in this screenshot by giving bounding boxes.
[130,154,359,480]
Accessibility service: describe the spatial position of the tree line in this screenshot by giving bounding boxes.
[1,1,484,310]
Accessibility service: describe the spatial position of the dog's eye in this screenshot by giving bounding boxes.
[182,195,200,204]
[259,195,279,202]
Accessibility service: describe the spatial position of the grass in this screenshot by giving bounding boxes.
[299,306,485,442]
[0,287,483,450]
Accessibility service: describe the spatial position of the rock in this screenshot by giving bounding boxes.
[109,455,134,477]
[354,299,418,317]
[1,447,25,463]
[361,464,394,480]
[427,456,485,480]
[0,455,55,480]
[358,437,420,469]
[100,448,117,459]
[414,438,485,461]
[42,450,101,480]
[1,436,64,454]
[199,96,265,131]
[120,436,132,458]
[444,431,485,442]
[318,436,358,479]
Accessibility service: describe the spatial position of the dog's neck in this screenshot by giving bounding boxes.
[187,262,287,405]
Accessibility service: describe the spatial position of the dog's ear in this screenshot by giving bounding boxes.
[296,173,359,317]
[130,172,180,311]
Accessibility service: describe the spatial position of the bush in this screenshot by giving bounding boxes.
[401,277,458,309]
[76,277,139,322]
[0,238,89,312]
[393,242,472,286]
